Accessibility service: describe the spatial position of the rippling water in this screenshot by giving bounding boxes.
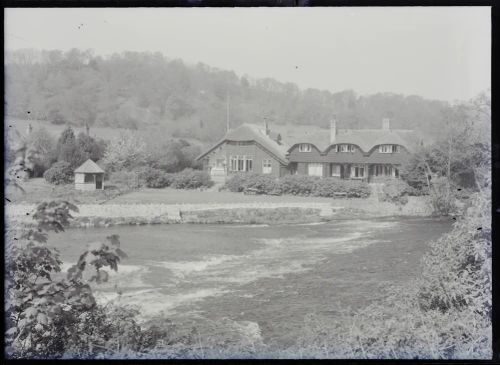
[50,217,452,346]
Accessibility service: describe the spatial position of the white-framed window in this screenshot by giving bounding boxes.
[299,144,312,152]
[340,144,355,152]
[230,156,237,171]
[216,158,225,168]
[237,155,245,171]
[393,145,401,153]
[230,155,253,172]
[331,164,341,177]
[353,167,364,178]
[379,145,393,153]
[262,159,272,174]
[307,163,323,177]
[245,156,253,172]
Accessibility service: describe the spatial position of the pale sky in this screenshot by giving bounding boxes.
[4,7,491,102]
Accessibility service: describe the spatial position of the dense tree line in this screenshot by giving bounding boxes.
[6,48,452,143]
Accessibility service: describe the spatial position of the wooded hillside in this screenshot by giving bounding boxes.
[6,48,454,143]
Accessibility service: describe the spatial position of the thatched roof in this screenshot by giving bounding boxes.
[74,159,105,174]
[332,129,419,153]
[197,123,289,164]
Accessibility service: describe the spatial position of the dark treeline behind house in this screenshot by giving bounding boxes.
[6,48,453,143]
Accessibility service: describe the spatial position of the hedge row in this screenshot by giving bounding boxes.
[224,173,370,198]
[140,167,213,190]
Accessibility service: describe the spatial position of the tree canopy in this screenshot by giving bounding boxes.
[6,48,457,143]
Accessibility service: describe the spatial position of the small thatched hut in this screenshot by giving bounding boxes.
[74,159,105,191]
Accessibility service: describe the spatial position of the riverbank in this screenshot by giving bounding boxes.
[6,196,434,228]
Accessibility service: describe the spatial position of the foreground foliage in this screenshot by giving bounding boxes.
[297,188,491,359]
[5,201,143,358]
[5,178,491,359]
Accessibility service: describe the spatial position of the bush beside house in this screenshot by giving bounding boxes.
[224,174,370,198]
[43,161,73,185]
[169,169,213,189]
[379,179,422,205]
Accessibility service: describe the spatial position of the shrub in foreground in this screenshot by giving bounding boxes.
[141,167,173,188]
[224,174,370,198]
[279,175,318,196]
[43,161,73,185]
[379,179,417,205]
[170,168,213,189]
[297,188,491,359]
[312,178,370,198]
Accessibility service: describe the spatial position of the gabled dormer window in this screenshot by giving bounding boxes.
[379,145,401,153]
[299,144,312,152]
[379,145,392,153]
[339,144,355,153]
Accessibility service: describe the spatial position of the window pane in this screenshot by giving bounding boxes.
[308,163,323,176]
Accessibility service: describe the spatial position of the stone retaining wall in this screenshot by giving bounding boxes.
[5,197,432,228]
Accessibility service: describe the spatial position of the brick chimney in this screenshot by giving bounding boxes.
[382,117,390,130]
[330,117,337,144]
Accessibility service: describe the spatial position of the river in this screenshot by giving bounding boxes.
[48,217,452,348]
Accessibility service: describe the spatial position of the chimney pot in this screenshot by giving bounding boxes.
[382,118,390,130]
[330,117,337,144]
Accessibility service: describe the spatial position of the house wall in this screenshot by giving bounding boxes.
[75,173,85,184]
[290,143,411,179]
[288,145,325,163]
[323,145,367,164]
[74,173,104,190]
[75,182,97,191]
[204,141,287,178]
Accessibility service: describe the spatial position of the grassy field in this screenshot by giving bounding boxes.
[5,178,128,205]
[5,178,336,205]
[105,187,336,205]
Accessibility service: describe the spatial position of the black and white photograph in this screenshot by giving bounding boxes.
[4,6,492,360]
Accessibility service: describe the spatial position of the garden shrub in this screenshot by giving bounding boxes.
[240,174,280,195]
[380,179,416,205]
[224,173,252,192]
[170,168,213,189]
[279,175,318,196]
[429,177,457,216]
[313,178,370,198]
[43,161,73,185]
[141,167,173,188]
[224,174,370,198]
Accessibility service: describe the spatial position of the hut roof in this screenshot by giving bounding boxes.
[74,159,105,174]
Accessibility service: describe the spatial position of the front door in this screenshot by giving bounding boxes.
[96,176,103,190]
[340,165,351,179]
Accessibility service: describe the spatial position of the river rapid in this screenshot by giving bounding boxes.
[48,217,452,347]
